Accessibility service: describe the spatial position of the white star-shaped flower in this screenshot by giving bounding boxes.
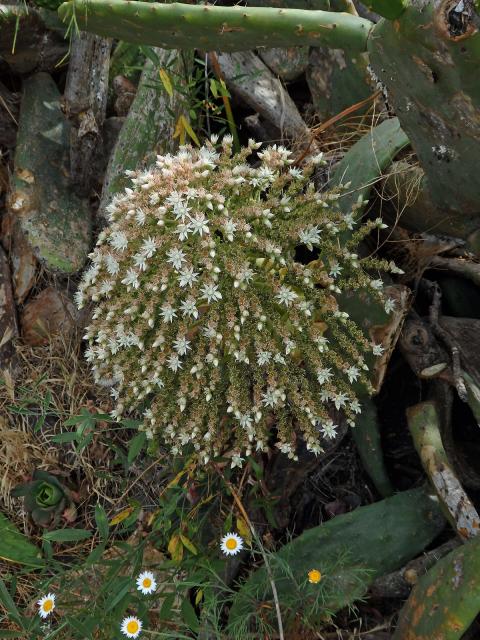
[166,247,186,270]
[200,283,222,303]
[384,298,396,314]
[317,368,333,384]
[320,420,338,439]
[276,286,298,307]
[135,208,146,225]
[175,222,192,241]
[172,201,191,221]
[257,351,272,366]
[133,253,147,271]
[105,254,120,275]
[333,393,348,410]
[284,338,296,354]
[165,190,183,207]
[350,399,362,414]
[223,219,237,240]
[167,354,182,372]
[121,269,140,289]
[236,412,253,429]
[261,387,283,407]
[110,231,128,251]
[370,279,383,291]
[190,213,210,236]
[180,297,198,319]
[329,262,343,278]
[160,304,177,323]
[202,325,217,339]
[141,236,157,258]
[178,266,199,288]
[298,226,321,250]
[173,336,191,356]
[372,343,385,356]
[346,366,360,383]
[289,167,303,179]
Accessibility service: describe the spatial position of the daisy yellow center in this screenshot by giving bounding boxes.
[43,600,53,612]
[127,620,139,634]
[226,538,238,550]
[308,569,321,584]
[142,578,152,588]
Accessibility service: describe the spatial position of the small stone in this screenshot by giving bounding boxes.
[21,287,76,347]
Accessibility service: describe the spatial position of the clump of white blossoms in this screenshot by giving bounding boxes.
[77,137,397,465]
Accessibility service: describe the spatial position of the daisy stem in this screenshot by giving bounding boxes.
[217,469,285,640]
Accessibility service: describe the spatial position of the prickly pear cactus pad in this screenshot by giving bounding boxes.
[77,137,398,465]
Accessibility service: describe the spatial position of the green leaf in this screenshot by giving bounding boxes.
[33,414,46,432]
[50,432,78,443]
[140,45,160,66]
[43,528,92,543]
[95,504,109,540]
[106,576,132,611]
[0,578,20,620]
[0,512,44,569]
[64,408,95,428]
[67,616,97,637]
[181,598,199,633]
[159,592,175,621]
[210,78,218,98]
[84,541,106,566]
[127,432,147,465]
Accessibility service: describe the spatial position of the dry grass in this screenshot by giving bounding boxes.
[0,332,115,526]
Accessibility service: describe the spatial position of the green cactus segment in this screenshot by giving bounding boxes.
[351,397,394,497]
[407,402,480,540]
[246,0,330,8]
[100,47,190,214]
[368,4,480,217]
[393,535,480,640]
[331,117,409,218]
[228,488,444,630]
[307,46,372,121]
[463,371,480,426]
[9,73,91,274]
[362,0,407,20]
[0,511,44,568]
[58,1,373,52]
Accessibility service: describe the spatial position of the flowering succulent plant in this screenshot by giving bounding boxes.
[77,136,397,466]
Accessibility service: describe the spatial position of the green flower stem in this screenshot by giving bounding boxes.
[58,1,373,53]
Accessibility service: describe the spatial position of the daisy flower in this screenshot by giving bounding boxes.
[307,569,322,584]
[37,593,56,618]
[121,615,142,638]
[136,571,157,595]
[220,532,244,556]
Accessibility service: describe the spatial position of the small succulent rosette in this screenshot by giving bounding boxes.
[12,470,74,526]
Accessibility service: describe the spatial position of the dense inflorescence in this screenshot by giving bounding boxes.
[77,137,398,466]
